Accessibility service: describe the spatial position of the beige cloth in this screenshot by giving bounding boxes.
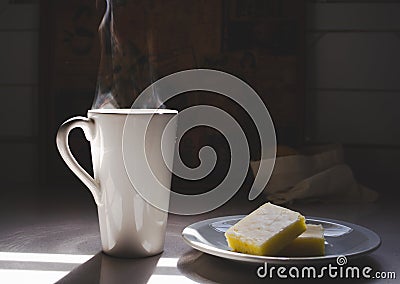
[250,144,378,204]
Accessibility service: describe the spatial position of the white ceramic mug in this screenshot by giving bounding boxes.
[56,109,178,258]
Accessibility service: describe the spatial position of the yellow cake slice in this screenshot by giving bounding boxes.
[278,224,325,256]
[224,203,306,256]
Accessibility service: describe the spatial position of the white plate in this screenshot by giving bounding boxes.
[182,215,381,264]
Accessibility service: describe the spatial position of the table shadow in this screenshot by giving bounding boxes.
[178,250,384,283]
[57,252,160,284]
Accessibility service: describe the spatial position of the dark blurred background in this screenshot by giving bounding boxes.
[2,0,399,199]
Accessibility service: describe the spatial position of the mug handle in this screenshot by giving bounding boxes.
[56,116,102,205]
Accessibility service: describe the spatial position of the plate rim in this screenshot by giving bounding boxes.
[181,215,381,264]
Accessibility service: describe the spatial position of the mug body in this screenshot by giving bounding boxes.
[88,109,177,257]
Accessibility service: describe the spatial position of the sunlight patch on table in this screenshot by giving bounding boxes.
[156,257,178,267]
[0,269,69,284]
[0,252,93,264]
[148,274,196,283]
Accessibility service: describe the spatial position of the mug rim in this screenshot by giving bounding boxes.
[88,108,178,115]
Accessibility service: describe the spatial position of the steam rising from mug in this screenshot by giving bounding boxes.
[93,0,165,109]
[93,1,276,214]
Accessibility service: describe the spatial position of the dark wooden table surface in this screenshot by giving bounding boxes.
[0,186,398,283]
